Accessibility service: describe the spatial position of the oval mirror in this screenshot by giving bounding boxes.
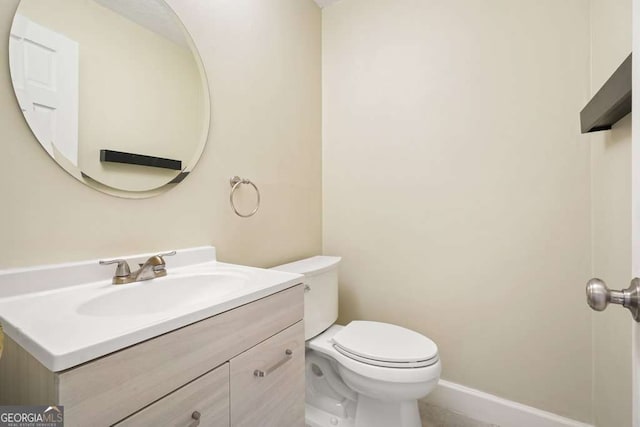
[9,0,210,198]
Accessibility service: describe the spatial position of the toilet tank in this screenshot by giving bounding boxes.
[272,256,341,340]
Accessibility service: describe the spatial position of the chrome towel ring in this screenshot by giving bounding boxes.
[229,176,260,218]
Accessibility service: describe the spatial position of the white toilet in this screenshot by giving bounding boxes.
[272,256,441,427]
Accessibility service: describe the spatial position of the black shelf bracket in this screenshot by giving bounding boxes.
[100,150,182,171]
[580,53,632,134]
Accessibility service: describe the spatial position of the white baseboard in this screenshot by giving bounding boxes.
[424,380,593,427]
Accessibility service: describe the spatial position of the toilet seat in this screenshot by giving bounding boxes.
[331,321,439,368]
[308,324,441,384]
[333,345,438,368]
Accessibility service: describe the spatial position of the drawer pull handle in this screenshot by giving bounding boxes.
[254,349,293,378]
[189,411,201,427]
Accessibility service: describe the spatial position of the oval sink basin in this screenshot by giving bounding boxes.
[77,272,248,316]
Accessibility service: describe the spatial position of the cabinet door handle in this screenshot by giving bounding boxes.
[254,349,293,378]
[189,411,201,427]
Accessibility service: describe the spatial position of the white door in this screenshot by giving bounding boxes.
[633,0,640,424]
[9,14,79,166]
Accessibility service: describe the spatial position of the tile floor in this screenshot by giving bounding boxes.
[419,401,499,427]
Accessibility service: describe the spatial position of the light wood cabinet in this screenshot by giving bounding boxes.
[231,322,305,426]
[116,363,230,427]
[0,285,304,427]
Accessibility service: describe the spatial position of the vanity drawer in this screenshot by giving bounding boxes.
[115,363,229,427]
[230,321,304,426]
[59,285,303,426]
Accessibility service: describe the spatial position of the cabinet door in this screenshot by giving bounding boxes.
[115,363,229,427]
[230,321,304,426]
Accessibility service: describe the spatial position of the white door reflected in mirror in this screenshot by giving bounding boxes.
[10,14,79,166]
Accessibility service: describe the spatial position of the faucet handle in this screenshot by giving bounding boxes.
[150,251,176,273]
[157,251,177,260]
[99,259,131,278]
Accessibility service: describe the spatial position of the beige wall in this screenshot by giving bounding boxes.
[16,0,206,192]
[322,0,593,421]
[1,0,633,423]
[589,0,633,425]
[0,0,322,268]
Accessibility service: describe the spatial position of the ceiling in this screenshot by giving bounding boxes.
[93,0,188,48]
[94,0,338,42]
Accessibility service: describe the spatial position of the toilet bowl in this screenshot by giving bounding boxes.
[272,256,441,427]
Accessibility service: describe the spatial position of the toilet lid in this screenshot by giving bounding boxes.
[331,321,438,367]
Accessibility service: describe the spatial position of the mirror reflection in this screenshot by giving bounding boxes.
[9,0,210,196]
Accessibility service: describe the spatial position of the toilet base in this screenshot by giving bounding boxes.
[306,399,422,427]
[354,396,421,427]
[306,403,355,427]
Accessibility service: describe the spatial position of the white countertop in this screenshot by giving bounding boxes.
[0,247,303,372]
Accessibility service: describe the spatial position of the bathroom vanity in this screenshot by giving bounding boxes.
[0,247,305,426]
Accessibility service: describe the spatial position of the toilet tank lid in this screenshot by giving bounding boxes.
[271,256,341,276]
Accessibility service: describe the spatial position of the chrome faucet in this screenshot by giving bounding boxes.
[100,251,176,285]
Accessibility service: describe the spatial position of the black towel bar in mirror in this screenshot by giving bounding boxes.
[100,150,182,171]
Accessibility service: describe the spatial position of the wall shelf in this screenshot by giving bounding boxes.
[100,150,182,171]
[580,53,632,134]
